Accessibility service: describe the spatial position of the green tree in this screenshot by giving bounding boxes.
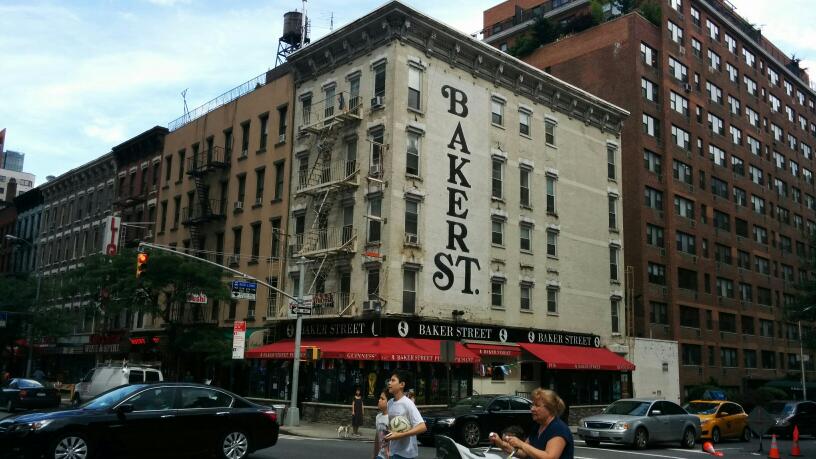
[639,1,662,27]
[0,274,69,351]
[533,16,561,45]
[508,33,540,58]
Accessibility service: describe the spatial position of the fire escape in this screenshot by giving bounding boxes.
[182,145,229,250]
[291,91,365,316]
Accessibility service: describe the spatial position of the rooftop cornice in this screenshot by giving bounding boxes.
[288,0,628,134]
[40,153,115,193]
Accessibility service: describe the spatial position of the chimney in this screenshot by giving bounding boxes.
[5,178,17,202]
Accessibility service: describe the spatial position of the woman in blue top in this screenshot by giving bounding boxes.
[489,388,574,459]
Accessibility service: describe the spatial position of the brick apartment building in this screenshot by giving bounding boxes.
[483,0,816,396]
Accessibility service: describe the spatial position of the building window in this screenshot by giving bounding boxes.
[164,156,173,183]
[519,110,531,136]
[648,262,666,285]
[520,224,532,252]
[408,65,421,111]
[546,287,558,313]
[270,218,281,259]
[232,227,242,260]
[644,149,662,174]
[492,158,504,199]
[642,77,658,102]
[650,301,668,324]
[491,218,504,246]
[373,61,386,98]
[539,228,555,258]
[520,167,531,208]
[644,186,664,210]
[403,269,416,314]
[274,161,285,200]
[173,196,181,228]
[240,121,250,156]
[159,201,167,233]
[404,199,419,243]
[259,114,269,149]
[646,224,664,247]
[277,106,287,142]
[610,246,620,281]
[640,42,657,67]
[177,150,185,181]
[491,279,504,308]
[642,113,659,137]
[250,223,261,262]
[546,175,556,214]
[545,119,556,145]
[520,284,532,311]
[607,145,617,180]
[367,268,380,300]
[406,130,420,176]
[486,96,504,126]
[367,196,382,243]
[682,345,701,365]
[236,174,246,205]
[254,168,265,204]
[611,298,620,334]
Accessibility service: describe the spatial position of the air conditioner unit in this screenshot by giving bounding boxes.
[240,149,248,158]
[278,134,286,143]
[369,163,382,177]
[370,96,384,108]
[234,201,244,210]
[255,197,263,206]
[679,47,686,56]
[228,255,240,265]
[683,83,692,93]
[404,233,419,245]
[363,300,382,311]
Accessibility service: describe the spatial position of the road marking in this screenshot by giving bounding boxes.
[575,446,697,459]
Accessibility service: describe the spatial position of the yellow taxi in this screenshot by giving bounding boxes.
[683,400,750,443]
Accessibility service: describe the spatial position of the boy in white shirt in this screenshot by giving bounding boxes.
[384,369,426,459]
[373,390,390,459]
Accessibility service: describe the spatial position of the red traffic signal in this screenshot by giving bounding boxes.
[136,252,149,278]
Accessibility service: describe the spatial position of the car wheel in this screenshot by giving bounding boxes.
[633,427,649,450]
[740,427,752,442]
[584,439,600,447]
[711,427,721,444]
[51,432,91,459]
[681,427,696,449]
[458,421,481,448]
[218,431,250,459]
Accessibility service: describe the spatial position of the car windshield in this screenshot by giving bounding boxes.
[16,379,44,389]
[605,401,652,416]
[453,396,495,409]
[81,385,146,410]
[767,402,795,416]
[684,402,720,415]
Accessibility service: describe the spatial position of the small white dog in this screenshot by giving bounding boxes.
[337,424,352,439]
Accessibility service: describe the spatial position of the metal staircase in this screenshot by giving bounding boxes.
[183,145,229,250]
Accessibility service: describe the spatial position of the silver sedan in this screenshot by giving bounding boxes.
[577,399,701,449]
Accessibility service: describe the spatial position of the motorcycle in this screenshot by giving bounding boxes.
[435,435,518,459]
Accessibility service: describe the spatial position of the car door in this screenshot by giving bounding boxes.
[795,402,816,435]
[174,386,236,454]
[719,402,740,438]
[108,386,179,457]
[648,401,671,442]
[1,380,18,407]
[509,397,534,435]
[662,401,689,442]
[484,397,511,439]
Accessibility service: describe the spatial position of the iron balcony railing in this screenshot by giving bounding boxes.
[168,72,269,132]
[300,93,363,132]
[186,146,230,174]
[310,291,355,317]
[181,199,227,224]
[296,227,356,256]
[296,158,359,193]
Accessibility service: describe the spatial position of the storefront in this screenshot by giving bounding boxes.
[246,317,634,406]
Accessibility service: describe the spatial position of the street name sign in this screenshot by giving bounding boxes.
[231,280,257,300]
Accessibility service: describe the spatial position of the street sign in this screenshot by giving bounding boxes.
[440,340,456,363]
[0,312,7,328]
[232,320,247,360]
[187,292,208,304]
[231,280,257,300]
[288,295,314,317]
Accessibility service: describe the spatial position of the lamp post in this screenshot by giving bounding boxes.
[5,234,41,378]
[798,305,814,401]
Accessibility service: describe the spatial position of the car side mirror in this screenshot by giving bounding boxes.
[718,412,729,417]
[650,410,662,416]
[116,404,134,415]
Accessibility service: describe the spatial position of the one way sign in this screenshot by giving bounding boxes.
[288,295,314,317]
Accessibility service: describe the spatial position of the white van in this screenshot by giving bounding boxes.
[73,362,163,405]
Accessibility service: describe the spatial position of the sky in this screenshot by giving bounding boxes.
[1,0,814,185]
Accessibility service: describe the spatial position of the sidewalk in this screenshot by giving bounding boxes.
[280,421,377,441]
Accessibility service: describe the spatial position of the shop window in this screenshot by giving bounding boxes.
[520,363,535,382]
[491,362,505,381]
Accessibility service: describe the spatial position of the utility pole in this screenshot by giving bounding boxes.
[285,257,307,426]
[799,305,814,400]
[25,275,41,378]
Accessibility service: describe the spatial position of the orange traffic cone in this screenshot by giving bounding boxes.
[703,441,725,456]
[791,426,802,457]
[768,434,781,459]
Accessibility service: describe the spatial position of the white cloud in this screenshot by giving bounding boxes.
[84,120,127,144]
[145,0,191,6]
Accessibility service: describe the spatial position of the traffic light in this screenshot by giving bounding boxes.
[303,346,321,361]
[136,252,149,278]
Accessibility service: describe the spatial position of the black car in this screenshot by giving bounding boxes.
[419,394,533,448]
[1,379,61,412]
[0,383,279,459]
[765,400,816,437]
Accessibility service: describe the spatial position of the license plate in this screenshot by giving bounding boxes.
[590,430,600,437]
[37,393,46,397]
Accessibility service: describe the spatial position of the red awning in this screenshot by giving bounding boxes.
[246,337,480,363]
[519,343,635,371]
[464,343,521,358]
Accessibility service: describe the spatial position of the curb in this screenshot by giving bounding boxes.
[280,426,374,441]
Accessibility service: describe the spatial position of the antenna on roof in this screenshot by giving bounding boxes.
[181,89,190,124]
[330,12,334,32]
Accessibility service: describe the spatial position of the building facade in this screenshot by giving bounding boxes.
[0,203,17,273]
[153,65,294,352]
[2,150,25,173]
[10,187,43,274]
[0,168,35,202]
[246,0,632,408]
[111,126,168,248]
[483,0,816,396]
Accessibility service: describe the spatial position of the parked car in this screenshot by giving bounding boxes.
[0,383,279,459]
[764,400,816,437]
[72,363,162,405]
[683,400,750,443]
[0,379,61,412]
[577,399,700,449]
[418,395,533,447]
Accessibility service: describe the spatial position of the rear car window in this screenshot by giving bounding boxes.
[128,370,144,384]
[178,387,232,409]
[17,379,44,389]
[127,387,176,411]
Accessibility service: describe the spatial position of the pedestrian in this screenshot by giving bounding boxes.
[372,389,390,459]
[352,387,364,436]
[32,367,46,382]
[489,388,574,459]
[384,369,426,459]
[406,388,416,403]
[1,369,10,385]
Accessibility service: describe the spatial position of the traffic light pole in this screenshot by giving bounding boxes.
[285,257,307,427]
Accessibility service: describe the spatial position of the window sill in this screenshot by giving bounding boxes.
[491,244,506,249]
[547,312,559,317]
[404,242,421,249]
[547,255,558,260]
[371,104,386,113]
[256,148,267,154]
[491,123,505,130]
[246,316,256,322]
[520,309,534,314]
[252,204,263,210]
[407,107,424,116]
[545,142,557,149]
[248,260,258,266]
[608,178,617,183]
[162,184,170,191]
[491,306,506,311]
[520,133,532,140]
[274,140,286,147]
[174,180,183,186]
[271,198,283,203]
[520,249,533,255]
[520,204,532,210]
[157,231,165,236]
[546,211,558,218]
[405,173,422,181]
[609,228,620,233]
[491,196,505,203]
[233,208,244,215]
[237,155,248,162]
[610,280,621,285]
